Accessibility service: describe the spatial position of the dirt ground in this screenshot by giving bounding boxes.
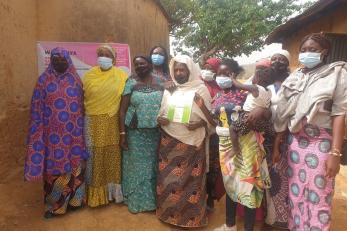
[1,167,347,231]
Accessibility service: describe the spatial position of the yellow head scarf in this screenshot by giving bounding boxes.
[82,66,128,116]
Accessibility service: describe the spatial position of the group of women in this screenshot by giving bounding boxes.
[25,32,347,231]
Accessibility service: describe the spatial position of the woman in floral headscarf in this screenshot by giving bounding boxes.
[25,47,88,218]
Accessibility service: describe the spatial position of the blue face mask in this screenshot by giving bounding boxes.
[151,54,165,66]
[298,52,322,68]
[97,56,113,70]
[215,76,232,89]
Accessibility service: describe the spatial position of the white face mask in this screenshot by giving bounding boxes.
[298,52,322,68]
[97,56,113,70]
[201,70,215,82]
[215,76,232,89]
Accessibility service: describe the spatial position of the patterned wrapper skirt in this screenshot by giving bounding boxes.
[217,126,271,209]
[287,122,334,231]
[122,128,160,213]
[85,113,123,207]
[207,133,225,200]
[44,164,85,214]
[156,131,207,228]
[264,132,289,228]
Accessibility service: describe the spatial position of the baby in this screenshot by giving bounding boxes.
[229,59,274,155]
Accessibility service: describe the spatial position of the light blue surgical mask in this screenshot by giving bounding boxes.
[151,54,165,66]
[298,52,322,68]
[97,56,113,70]
[215,76,232,89]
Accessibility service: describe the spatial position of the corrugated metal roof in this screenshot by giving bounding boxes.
[265,0,346,44]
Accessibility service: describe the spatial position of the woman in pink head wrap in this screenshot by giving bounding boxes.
[201,57,225,212]
[201,58,222,98]
[206,57,221,73]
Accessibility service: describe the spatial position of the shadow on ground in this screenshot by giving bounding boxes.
[1,167,347,231]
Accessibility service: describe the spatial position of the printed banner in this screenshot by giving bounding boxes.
[37,41,131,77]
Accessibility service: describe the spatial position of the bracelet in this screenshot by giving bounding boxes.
[329,148,342,157]
[120,132,126,135]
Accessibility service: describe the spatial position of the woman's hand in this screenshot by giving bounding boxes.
[325,155,340,178]
[247,107,270,126]
[272,146,281,165]
[120,135,129,151]
[272,132,285,165]
[194,93,217,127]
[164,81,176,93]
[326,115,344,178]
[157,116,170,126]
[186,120,206,131]
[194,93,205,108]
[229,73,237,80]
[232,145,241,156]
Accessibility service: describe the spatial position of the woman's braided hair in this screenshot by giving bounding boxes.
[300,32,331,53]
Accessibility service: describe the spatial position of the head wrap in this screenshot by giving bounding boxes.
[272,49,290,62]
[25,47,86,181]
[205,58,221,73]
[83,47,128,116]
[49,47,77,75]
[97,44,116,58]
[256,58,272,68]
[159,54,212,147]
[169,55,203,86]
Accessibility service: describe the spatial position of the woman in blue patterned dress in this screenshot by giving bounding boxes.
[119,55,165,213]
[25,47,88,218]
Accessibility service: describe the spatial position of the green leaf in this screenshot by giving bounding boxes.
[160,0,315,59]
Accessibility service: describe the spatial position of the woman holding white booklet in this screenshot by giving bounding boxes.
[156,55,215,228]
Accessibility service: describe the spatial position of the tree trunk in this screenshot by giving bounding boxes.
[198,46,218,66]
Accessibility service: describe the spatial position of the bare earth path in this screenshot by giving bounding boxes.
[1,168,347,231]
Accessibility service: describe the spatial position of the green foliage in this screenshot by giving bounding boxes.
[160,0,315,59]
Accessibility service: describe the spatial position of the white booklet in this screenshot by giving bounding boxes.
[167,90,195,123]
